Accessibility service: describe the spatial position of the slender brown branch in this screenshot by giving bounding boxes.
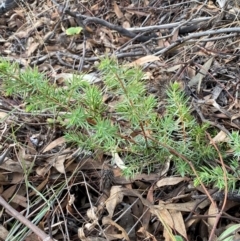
[64,10,157,42]
[206,133,228,241]
[0,196,55,241]
[155,28,240,56]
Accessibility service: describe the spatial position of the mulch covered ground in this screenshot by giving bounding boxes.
[0,0,240,240]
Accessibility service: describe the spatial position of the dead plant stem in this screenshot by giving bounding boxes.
[206,132,228,241]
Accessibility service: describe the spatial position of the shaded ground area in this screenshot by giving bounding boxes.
[0,0,240,240]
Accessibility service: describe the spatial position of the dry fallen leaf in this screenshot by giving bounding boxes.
[53,153,68,174]
[43,136,66,153]
[188,57,213,92]
[0,158,31,173]
[156,176,189,188]
[2,184,17,200]
[142,186,154,229]
[127,55,160,67]
[84,220,98,232]
[11,194,28,208]
[27,42,40,57]
[10,173,24,184]
[210,130,229,144]
[112,152,127,170]
[87,207,98,221]
[158,199,210,212]
[163,227,172,241]
[169,209,187,239]
[207,201,218,229]
[151,206,174,239]
[113,1,123,19]
[35,164,50,177]
[106,186,124,218]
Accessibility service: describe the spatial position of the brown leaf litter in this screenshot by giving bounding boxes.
[1,0,240,240]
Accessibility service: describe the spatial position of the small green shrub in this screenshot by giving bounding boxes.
[0,58,239,189]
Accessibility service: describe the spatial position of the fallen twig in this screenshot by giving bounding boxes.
[0,195,55,241]
[155,27,240,56]
[64,10,158,42]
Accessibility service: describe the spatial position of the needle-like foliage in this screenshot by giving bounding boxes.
[0,58,239,190]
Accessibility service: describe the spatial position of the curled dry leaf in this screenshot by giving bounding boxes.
[159,158,171,176]
[78,225,107,241]
[188,57,214,92]
[112,152,127,170]
[106,186,124,218]
[68,194,75,206]
[38,148,70,175]
[78,227,87,240]
[36,164,50,177]
[84,220,98,232]
[53,154,67,174]
[87,207,98,221]
[231,113,240,122]
[137,227,157,241]
[102,216,130,241]
[121,188,152,207]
